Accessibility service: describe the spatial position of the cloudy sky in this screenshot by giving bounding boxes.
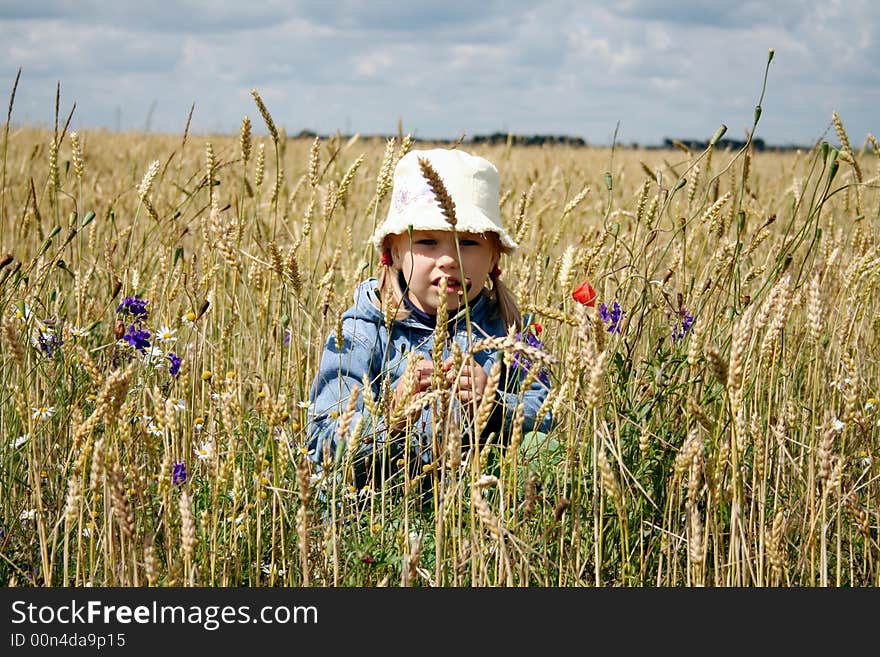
[1,1,877,147]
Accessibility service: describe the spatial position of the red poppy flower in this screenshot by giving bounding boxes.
[571,280,596,307]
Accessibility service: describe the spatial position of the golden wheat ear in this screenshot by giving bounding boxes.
[417,157,457,227]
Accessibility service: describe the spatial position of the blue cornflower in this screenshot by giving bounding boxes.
[284,330,291,346]
[599,301,624,334]
[123,325,151,353]
[511,322,551,386]
[168,352,182,377]
[172,462,187,486]
[672,309,695,344]
[116,295,149,320]
[38,330,63,358]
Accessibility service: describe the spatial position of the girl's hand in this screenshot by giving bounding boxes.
[389,357,434,432]
[444,356,487,407]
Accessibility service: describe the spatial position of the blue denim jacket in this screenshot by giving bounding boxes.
[307,278,553,481]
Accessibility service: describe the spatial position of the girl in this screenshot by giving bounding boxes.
[307,148,552,489]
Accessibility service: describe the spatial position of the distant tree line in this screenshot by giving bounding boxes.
[469,132,587,147]
[661,137,767,151]
[294,129,808,151]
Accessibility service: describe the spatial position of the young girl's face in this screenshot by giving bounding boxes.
[390,230,499,315]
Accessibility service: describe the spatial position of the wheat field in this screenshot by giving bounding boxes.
[1,86,878,586]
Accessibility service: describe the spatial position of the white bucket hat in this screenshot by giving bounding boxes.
[371,148,518,255]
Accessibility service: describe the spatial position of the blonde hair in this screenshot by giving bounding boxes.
[375,233,522,332]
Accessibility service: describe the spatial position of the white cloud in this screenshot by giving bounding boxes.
[0,0,876,145]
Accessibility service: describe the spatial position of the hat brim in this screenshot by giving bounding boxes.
[372,205,518,255]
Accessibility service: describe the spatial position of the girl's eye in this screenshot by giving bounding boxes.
[460,239,479,246]
[416,239,436,246]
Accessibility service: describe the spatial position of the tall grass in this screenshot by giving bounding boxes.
[1,91,878,586]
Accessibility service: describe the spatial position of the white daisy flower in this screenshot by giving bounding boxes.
[195,440,215,461]
[19,509,36,522]
[181,311,196,327]
[156,325,177,343]
[69,326,89,338]
[143,346,165,362]
[11,434,30,448]
[831,418,845,432]
[32,406,56,421]
[11,302,33,324]
[146,421,164,437]
[170,397,186,412]
[866,399,877,412]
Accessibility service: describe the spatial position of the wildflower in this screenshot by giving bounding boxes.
[11,434,29,448]
[572,279,597,306]
[32,406,56,421]
[143,345,165,361]
[156,325,177,343]
[195,440,215,461]
[123,325,151,353]
[181,311,196,327]
[193,417,204,432]
[146,421,163,437]
[866,398,877,412]
[284,329,291,346]
[19,509,36,522]
[672,308,695,344]
[116,295,149,320]
[69,326,89,338]
[511,322,551,386]
[599,301,624,334]
[170,397,186,412]
[831,418,845,432]
[168,352,182,377]
[261,562,285,576]
[37,329,63,358]
[11,301,33,325]
[172,462,187,486]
